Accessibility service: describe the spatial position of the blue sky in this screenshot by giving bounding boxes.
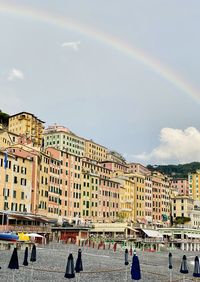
[1,0,200,164]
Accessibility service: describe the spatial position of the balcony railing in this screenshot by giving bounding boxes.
[0,225,51,233]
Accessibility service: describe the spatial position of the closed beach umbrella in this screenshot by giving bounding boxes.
[64,253,75,279]
[23,247,29,266]
[131,255,141,280]
[193,256,200,277]
[113,242,117,252]
[30,244,36,262]
[180,255,189,274]
[8,248,19,270]
[169,253,172,269]
[125,249,129,266]
[75,249,83,273]
[130,246,133,256]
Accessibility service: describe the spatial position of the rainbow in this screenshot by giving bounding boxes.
[0,2,199,102]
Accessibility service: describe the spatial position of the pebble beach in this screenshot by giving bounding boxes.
[0,243,198,281]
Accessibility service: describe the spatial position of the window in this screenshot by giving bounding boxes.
[13,191,16,198]
[21,192,24,200]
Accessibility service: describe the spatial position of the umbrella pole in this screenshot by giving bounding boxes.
[169,269,172,282]
[12,270,15,282]
[182,274,185,282]
[125,266,128,281]
[31,263,33,281]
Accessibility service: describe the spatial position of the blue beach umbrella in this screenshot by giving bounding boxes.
[125,249,129,266]
[169,253,172,269]
[131,255,141,280]
[8,248,19,270]
[193,256,200,278]
[75,249,83,273]
[64,253,75,279]
[180,255,189,274]
[30,245,36,262]
[23,247,29,266]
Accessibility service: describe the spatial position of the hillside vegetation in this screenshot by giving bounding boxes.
[147,162,200,179]
[0,110,9,127]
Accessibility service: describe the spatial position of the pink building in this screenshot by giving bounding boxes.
[128,163,150,175]
[171,178,189,196]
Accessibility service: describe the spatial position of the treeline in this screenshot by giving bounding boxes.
[0,110,9,127]
[147,162,200,179]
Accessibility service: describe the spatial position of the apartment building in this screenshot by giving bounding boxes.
[112,175,135,222]
[189,171,200,201]
[152,171,170,225]
[8,112,45,147]
[171,195,194,222]
[84,140,108,162]
[128,163,150,175]
[171,178,189,196]
[0,149,32,214]
[44,125,85,157]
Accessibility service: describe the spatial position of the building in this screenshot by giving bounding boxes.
[44,125,85,157]
[128,163,150,175]
[81,158,119,223]
[106,150,126,164]
[84,139,108,162]
[171,195,194,225]
[0,129,19,149]
[101,160,128,175]
[112,175,135,222]
[144,175,153,224]
[8,112,45,147]
[151,171,170,226]
[0,149,33,215]
[189,171,200,201]
[128,173,146,224]
[171,178,189,196]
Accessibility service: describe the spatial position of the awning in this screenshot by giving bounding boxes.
[185,233,200,239]
[142,229,163,238]
[26,233,44,238]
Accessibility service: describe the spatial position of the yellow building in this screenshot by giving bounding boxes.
[171,196,194,223]
[128,173,146,223]
[8,112,45,147]
[84,139,108,162]
[112,175,135,222]
[0,149,33,215]
[189,171,200,201]
[0,129,19,149]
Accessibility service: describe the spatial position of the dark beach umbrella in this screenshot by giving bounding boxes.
[30,244,36,262]
[193,256,200,277]
[180,255,189,274]
[131,255,141,280]
[8,248,19,270]
[125,249,129,266]
[75,249,83,273]
[169,253,172,269]
[130,246,133,256]
[23,247,29,266]
[64,253,75,279]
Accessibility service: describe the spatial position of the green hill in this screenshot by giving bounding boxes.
[0,110,9,127]
[147,162,200,179]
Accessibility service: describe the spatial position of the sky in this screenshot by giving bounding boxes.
[1,0,200,165]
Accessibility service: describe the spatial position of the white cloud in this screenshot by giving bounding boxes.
[134,127,200,164]
[8,68,24,81]
[61,41,80,51]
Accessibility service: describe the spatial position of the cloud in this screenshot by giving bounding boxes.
[61,41,80,51]
[8,68,24,81]
[133,127,200,164]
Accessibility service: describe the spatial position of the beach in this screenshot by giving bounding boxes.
[0,242,197,281]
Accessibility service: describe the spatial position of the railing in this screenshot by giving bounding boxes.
[0,225,51,233]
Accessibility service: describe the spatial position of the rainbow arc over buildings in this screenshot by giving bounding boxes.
[0,2,200,103]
